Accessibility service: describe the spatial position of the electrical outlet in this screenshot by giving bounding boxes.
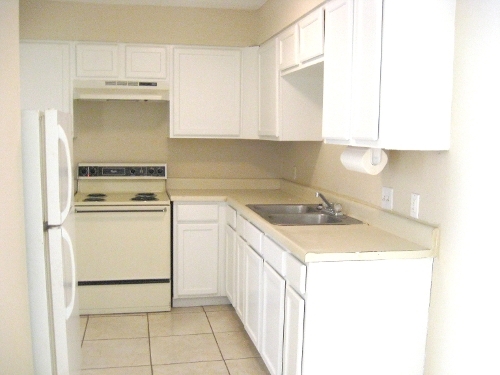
[410,193,420,218]
[381,187,393,210]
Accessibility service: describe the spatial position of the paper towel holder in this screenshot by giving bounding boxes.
[340,146,388,175]
[371,148,383,165]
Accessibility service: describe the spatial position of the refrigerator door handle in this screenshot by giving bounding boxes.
[58,124,73,223]
[61,226,76,320]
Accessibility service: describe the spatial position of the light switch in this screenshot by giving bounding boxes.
[410,193,420,218]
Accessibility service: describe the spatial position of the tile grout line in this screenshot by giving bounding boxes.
[147,312,153,375]
[204,306,232,375]
[81,315,89,347]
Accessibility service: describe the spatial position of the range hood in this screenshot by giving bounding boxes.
[73,80,169,101]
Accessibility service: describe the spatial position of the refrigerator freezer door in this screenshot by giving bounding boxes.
[44,109,73,226]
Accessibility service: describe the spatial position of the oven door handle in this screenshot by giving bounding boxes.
[75,207,168,213]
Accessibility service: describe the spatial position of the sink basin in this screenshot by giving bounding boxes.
[246,204,363,226]
[247,204,319,215]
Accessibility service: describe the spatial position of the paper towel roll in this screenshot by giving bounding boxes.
[340,147,388,175]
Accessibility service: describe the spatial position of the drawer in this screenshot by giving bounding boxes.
[285,253,306,295]
[176,204,219,222]
[262,236,286,276]
[244,221,263,254]
[226,205,237,228]
[236,214,246,237]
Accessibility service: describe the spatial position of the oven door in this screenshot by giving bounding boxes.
[74,205,171,313]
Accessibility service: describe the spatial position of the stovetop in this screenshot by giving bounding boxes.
[75,163,170,206]
[74,191,171,205]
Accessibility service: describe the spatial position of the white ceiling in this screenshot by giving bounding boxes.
[52,0,268,10]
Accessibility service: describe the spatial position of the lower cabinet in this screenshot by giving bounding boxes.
[173,202,226,302]
[244,244,263,348]
[226,205,434,375]
[175,222,219,296]
[225,225,236,305]
[235,237,247,320]
[261,262,286,375]
[283,285,305,375]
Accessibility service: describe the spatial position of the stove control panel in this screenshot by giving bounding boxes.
[78,164,167,179]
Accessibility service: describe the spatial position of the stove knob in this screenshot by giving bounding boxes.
[78,167,88,176]
[130,168,136,175]
[148,167,155,175]
[89,167,97,176]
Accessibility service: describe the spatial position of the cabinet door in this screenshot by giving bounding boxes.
[174,223,219,297]
[350,0,383,141]
[298,7,325,63]
[20,42,71,114]
[235,236,247,321]
[261,262,286,375]
[225,225,236,305]
[279,25,299,71]
[258,38,280,138]
[283,285,305,375]
[244,244,263,349]
[76,44,119,78]
[322,0,354,141]
[171,47,242,137]
[125,46,167,79]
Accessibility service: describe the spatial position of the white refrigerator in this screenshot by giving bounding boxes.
[22,109,81,375]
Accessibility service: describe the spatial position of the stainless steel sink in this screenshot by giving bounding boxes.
[246,204,363,226]
[247,204,319,215]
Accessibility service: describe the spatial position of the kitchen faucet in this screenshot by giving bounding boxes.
[316,192,343,216]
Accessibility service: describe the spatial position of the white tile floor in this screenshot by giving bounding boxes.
[80,305,270,375]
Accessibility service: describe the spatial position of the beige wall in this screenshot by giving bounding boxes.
[0,1,34,374]
[73,101,284,178]
[281,144,450,222]
[20,0,325,47]
[20,0,257,46]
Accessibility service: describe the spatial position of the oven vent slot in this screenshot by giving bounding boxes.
[73,79,169,101]
[104,80,158,87]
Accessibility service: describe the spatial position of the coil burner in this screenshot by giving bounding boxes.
[84,193,107,202]
[131,193,158,201]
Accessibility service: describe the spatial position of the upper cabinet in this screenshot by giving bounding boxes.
[76,44,119,78]
[259,7,325,142]
[258,38,280,138]
[20,41,71,114]
[170,46,258,139]
[76,43,168,80]
[322,0,456,150]
[125,46,167,79]
[279,7,325,74]
[278,25,299,71]
[298,7,325,64]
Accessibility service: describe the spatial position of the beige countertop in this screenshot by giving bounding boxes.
[167,185,437,263]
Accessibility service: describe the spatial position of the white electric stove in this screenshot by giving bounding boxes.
[74,163,171,314]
